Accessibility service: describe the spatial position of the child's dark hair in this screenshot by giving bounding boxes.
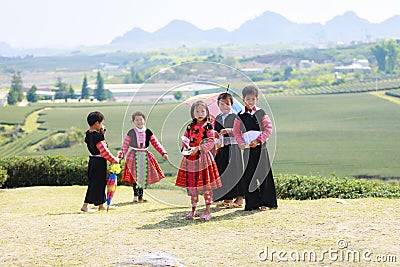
[217,92,233,105]
[242,85,259,98]
[87,111,104,126]
[132,111,146,121]
[190,100,209,121]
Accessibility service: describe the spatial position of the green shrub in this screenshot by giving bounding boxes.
[1,156,399,200]
[275,174,400,200]
[0,166,8,187]
[0,156,88,188]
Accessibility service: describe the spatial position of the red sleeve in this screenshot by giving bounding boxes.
[96,141,118,163]
[119,135,131,158]
[150,134,167,155]
[233,118,245,145]
[256,115,272,143]
[199,128,215,152]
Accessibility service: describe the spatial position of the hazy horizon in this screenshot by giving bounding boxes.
[1,0,399,48]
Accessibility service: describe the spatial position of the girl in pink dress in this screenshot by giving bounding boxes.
[175,101,221,220]
[119,111,168,203]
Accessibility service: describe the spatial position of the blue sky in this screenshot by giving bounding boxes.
[1,0,399,47]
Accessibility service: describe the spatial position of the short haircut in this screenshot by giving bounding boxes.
[217,92,233,105]
[87,111,104,126]
[132,111,146,121]
[242,85,259,98]
[190,100,209,119]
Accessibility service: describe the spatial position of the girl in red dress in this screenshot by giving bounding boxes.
[118,111,168,203]
[175,100,221,220]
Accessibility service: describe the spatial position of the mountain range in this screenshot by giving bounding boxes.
[1,10,400,56]
[110,11,400,49]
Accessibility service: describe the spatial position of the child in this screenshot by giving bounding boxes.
[233,86,278,211]
[118,111,168,203]
[212,92,244,208]
[81,111,119,212]
[175,100,221,220]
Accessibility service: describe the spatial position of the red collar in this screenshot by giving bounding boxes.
[245,106,256,113]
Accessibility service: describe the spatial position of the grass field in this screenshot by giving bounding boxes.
[1,93,400,178]
[269,93,400,178]
[0,186,399,267]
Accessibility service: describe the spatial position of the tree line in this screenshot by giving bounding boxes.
[4,39,400,106]
[6,71,110,105]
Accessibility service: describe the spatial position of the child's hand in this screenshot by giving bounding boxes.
[249,140,260,148]
[189,146,200,155]
[163,154,169,160]
[220,128,231,135]
[239,144,246,150]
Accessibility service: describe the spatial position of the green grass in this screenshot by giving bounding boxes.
[1,93,400,178]
[0,186,399,266]
[0,129,55,157]
[269,93,400,178]
[267,78,400,96]
[0,105,45,125]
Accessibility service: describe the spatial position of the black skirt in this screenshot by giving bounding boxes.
[242,145,277,210]
[84,157,107,206]
[213,144,244,201]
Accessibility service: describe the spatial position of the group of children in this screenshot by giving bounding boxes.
[81,85,277,220]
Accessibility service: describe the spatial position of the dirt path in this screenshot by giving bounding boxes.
[369,91,400,105]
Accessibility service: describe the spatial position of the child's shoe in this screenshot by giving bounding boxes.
[199,213,211,221]
[138,198,148,203]
[185,211,196,220]
[133,196,138,203]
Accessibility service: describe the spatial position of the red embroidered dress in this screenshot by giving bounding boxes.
[175,122,221,195]
[120,127,166,187]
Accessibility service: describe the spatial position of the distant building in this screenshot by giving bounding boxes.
[241,68,264,75]
[99,62,120,72]
[298,60,317,69]
[334,58,371,73]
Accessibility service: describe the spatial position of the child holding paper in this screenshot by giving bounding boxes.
[175,100,221,220]
[233,86,278,211]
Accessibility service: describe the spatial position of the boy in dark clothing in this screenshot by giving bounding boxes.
[81,111,119,212]
[233,86,278,211]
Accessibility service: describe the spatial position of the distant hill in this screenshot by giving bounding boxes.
[1,10,400,55]
[0,41,14,56]
[110,20,231,49]
[111,11,400,48]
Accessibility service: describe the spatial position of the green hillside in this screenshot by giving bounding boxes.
[1,93,399,178]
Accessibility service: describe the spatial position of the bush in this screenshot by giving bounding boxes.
[1,156,399,201]
[0,166,8,187]
[0,156,88,188]
[275,174,400,200]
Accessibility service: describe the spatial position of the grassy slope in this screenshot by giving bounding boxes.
[269,93,400,177]
[0,186,399,266]
[1,93,400,177]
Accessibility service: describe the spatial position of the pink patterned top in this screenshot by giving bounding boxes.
[233,106,272,145]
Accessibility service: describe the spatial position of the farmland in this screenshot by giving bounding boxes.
[1,92,399,178]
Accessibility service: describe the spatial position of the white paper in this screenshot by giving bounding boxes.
[214,134,224,147]
[181,136,190,147]
[181,148,194,155]
[242,130,261,145]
